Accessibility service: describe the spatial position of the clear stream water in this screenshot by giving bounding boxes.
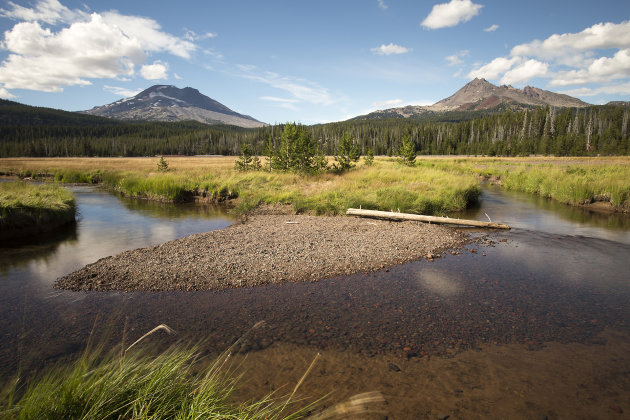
[1,184,629,389]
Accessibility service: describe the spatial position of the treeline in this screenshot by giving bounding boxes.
[1,100,629,157]
[308,105,630,157]
[0,121,263,156]
[0,99,261,156]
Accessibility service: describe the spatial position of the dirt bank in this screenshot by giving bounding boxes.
[55,215,467,292]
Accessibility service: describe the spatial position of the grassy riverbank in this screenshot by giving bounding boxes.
[0,340,314,419]
[0,157,480,216]
[0,181,76,238]
[2,156,629,214]
[412,157,630,212]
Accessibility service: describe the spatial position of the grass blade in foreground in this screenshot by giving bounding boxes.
[0,341,317,420]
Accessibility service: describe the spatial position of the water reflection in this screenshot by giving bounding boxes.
[118,195,231,219]
[453,184,630,244]
[416,268,462,297]
[1,184,629,383]
[0,224,77,274]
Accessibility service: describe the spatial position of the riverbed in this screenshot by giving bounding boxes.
[1,184,629,418]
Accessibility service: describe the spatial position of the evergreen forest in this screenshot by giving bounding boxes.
[1,99,628,157]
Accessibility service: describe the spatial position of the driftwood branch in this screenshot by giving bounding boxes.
[346,208,510,230]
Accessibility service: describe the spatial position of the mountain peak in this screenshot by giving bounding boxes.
[428,79,589,112]
[84,85,265,128]
[352,79,591,121]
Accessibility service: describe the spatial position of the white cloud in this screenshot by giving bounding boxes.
[421,0,483,30]
[183,30,217,41]
[445,49,469,66]
[511,21,630,59]
[559,82,630,97]
[260,96,298,103]
[468,20,630,95]
[174,73,183,80]
[371,99,403,108]
[484,24,499,32]
[239,65,335,105]
[99,12,195,59]
[377,0,388,10]
[500,59,549,85]
[260,96,299,110]
[550,48,630,86]
[140,61,168,80]
[0,87,16,99]
[203,49,224,60]
[0,0,86,25]
[467,56,519,80]
[371,43,411,56]
[103,85,142,97]
[0,0,196,95]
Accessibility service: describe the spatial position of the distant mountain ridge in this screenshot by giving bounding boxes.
[84,85,266,128]
[355,78,591,120]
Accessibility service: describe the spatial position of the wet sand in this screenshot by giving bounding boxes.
[228,328,630,419]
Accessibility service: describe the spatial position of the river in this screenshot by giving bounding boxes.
[1,184,629,418]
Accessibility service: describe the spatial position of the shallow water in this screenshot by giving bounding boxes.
[1,184,629,417]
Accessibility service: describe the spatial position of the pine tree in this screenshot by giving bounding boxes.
[363,147,375,166]
[398,135,416,166]
[235,144,255,171]
[157,155,169,172]
[333,130,361,172]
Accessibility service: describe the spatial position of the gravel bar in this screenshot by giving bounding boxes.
[55,215,467,292]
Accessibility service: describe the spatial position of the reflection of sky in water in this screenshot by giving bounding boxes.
[1,186,232,291]
[417,268,461,297]
[1,184,630,375]
[456,185,630,245]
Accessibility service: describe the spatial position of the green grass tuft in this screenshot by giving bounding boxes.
[0,342,315,420]
[0,181,76,233]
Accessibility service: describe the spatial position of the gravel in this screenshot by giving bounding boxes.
[55,215,467,292]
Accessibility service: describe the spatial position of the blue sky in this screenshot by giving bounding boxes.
[1,0,629,124]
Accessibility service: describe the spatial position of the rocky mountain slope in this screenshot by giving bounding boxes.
[356,78,590,120]
[84,85,265,128]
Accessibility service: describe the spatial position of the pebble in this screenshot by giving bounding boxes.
[55,214,466,292]
[388,362,401,372]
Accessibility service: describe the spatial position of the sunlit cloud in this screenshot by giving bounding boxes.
[103,85,142,97]
[421,0,483,30]
[140,61,168,80]
[445,49,469,66]
[559,82,630,97]
[371,43,411,56]
[467,20,630,95]
[0,0,197,96]
[183,29,217,41]
[467,56,520,80]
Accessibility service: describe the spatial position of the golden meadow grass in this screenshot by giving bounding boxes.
[0,157,481,216]
[2,156,629,213]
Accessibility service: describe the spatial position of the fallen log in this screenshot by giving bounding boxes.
[346,208,510,230]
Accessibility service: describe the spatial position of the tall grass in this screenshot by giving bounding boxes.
[4,156,629,212]
[0,181,76,232]
[0,157,482,215]
[0,341,316,420]
[499,165,630,208]
[414,157,630,211]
